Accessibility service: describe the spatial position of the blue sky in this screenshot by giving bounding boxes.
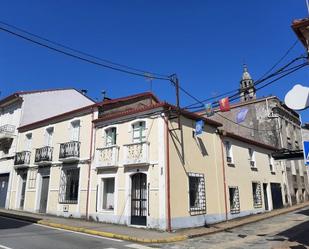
[0,1,308,121]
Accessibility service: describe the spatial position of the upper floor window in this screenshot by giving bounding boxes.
[25,133,32,151]
[44,127,54,146]
[268,154,275,172]
[224,141,233,164]
[70,120,80,142]
[248,148,255,167]
[105,127,116,146]
[132,121,146,143]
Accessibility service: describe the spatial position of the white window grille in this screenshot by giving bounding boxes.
[27,169,37,189]
[188,173,206,215]
[102,178,115,210]
[132,121,146,143]
[229,186,240,214]
[252,182,262,208]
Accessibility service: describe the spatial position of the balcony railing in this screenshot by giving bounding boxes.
[14,151,31,167]
[96,145,119,168]
[123,141,149,166]
[59,141,80,162]
[35,146,53,164]
[0,124,15,140]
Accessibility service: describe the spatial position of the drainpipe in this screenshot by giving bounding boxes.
[164,114,172,232]
[86,107,95,219]
[219,132,228,221]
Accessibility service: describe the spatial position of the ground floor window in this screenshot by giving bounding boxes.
[252,182,262,208]
[59,167,80,204]
[229,186,240,214]
[102,177,115,210]
[28,169,37,189]
[188,173,206,215]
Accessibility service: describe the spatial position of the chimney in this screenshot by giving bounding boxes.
[102,90,111,101]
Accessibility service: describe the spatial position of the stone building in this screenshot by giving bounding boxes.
[204,66,309,206]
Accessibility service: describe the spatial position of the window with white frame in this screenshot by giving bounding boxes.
[45,127,54,146]
[25,133,32,151]
[132,121,146,143]
[102,177,115,210]
[248,148,255,167]
[229,186,240,214]
[252,182,262,208]
[268,154,275,172]
[224,141,233,164]
[27,168,37,189]
[59,167,80,204]
[105,127,116,146]
[70,120,80,141]
[188,173,206,215]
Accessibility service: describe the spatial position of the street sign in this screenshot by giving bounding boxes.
[303,141,309,165]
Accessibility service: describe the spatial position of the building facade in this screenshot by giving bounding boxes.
[0,89,94,209]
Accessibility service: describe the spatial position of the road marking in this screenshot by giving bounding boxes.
[0,244,13,249]
[126,244,154,249]
[0,216,123,242]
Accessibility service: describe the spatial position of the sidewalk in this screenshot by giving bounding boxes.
[0,202,308,244]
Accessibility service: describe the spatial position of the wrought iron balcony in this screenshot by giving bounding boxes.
[59,141,80,162]
[96,145,119,168]
[123,141,149,166]
[35,146,53,165]
[14,151,31,168]
[0,124,15,141]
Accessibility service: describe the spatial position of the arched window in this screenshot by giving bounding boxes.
[132,121,146,143]
[105,127,117,146]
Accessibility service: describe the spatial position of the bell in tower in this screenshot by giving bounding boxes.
[240,64,256,102]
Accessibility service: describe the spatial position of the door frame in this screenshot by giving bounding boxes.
[125,169,149,227]
[35,167,51,213]
[16,170,28,210]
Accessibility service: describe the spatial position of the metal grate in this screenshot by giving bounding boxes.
[189,173,206,215]
[229,186,240,214]
[59,167,80,204]
[252,182,262,208]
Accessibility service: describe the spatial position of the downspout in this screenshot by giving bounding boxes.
[164,114,172,232]
[86,107,95,219]
[219,133,228,221]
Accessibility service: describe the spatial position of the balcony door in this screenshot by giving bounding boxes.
[70,120,80,142]
[131,173,147,226]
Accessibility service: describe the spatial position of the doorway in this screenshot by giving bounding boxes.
[131,173,147,226]
[271,183,283,209]
[0,174,9,208]
[39,176,50,213]
[19,172,27,210]
[263,183,269,211]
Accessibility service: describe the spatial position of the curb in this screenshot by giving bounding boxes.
[37,220,188,243]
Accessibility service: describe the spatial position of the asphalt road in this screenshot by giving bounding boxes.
[0,216,153,249]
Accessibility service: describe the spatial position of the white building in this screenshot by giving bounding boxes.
[0,88,94,209]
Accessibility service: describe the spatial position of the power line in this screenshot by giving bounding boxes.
[0,23,170,81]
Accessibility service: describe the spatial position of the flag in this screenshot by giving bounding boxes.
[195,120,204,136]
[219,97,230,112]
[205,103,214,117]
[236,108,249,123]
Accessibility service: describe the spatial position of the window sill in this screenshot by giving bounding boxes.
[251,167,258,171]
[98,209,114,213]
[227,163,235,167]
[59,201,78,205]
[271,171,276,175]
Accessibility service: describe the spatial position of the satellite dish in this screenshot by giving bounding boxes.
[284,84,309,111]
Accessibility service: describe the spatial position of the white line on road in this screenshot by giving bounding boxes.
[0,216,123,242]
[0,244,13,249]
[126,244,154,249]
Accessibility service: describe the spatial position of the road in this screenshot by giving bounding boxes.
[0,207,308,249]
[151,207,309,249]
[0,216,152,249]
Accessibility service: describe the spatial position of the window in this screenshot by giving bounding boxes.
[102,178,115,210]
[249,148,255,167]
[224,141,233,164]
[132,121,146,143]
[28,169,37,189]
[45,127,54,146]
[188,173,206,215]
[252,182,262,208]
[229,187,240,214]
[25,133,32,151]
[70,120,80,141]
[59,167,80,204]
[301,176,304,184]
[268,154,274,172]
[105,127,116,146]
